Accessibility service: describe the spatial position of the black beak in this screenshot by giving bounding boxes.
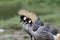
[26,22,28,24]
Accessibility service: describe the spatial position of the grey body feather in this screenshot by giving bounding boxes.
[33,17,44,31]
[33,17,58,35]
[44,25,59,35]
[23,24,54,40]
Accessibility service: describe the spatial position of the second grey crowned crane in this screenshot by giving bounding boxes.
[22,22,54,40]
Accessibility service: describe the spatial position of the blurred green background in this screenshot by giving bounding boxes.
[0,0,60,29]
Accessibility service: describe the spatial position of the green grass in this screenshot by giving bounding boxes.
[0,0,60,29]
[0,16,22,29]
[0,14,60,29]
[40,13,60,28]
[0,0,22,20]
[21,0,60,15]
[40,14,60,22]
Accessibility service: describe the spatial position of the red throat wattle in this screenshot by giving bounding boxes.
[30,24,32,27]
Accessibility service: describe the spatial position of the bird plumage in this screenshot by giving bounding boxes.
[18,9,37,22]
[23,23,54,40]
[22,23,33,40]
[32,17,44,31]
[23,20,59,40]
[45,25,59,35]
[30,17,58,35]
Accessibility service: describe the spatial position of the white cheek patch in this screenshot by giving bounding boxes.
[29,20,31,23]
[23,17,27,20]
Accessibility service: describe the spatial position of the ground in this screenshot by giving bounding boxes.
[0,28,60,40]
[0,29,31,40]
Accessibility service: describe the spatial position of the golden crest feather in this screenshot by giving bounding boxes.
[57,33,60,40]
[18,9,37,22]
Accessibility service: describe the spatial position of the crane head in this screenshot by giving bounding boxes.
[26,18,32,24]
[20,15,27,23]
[25,18,33,27]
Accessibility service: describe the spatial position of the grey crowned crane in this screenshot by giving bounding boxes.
[18,9,59,40]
